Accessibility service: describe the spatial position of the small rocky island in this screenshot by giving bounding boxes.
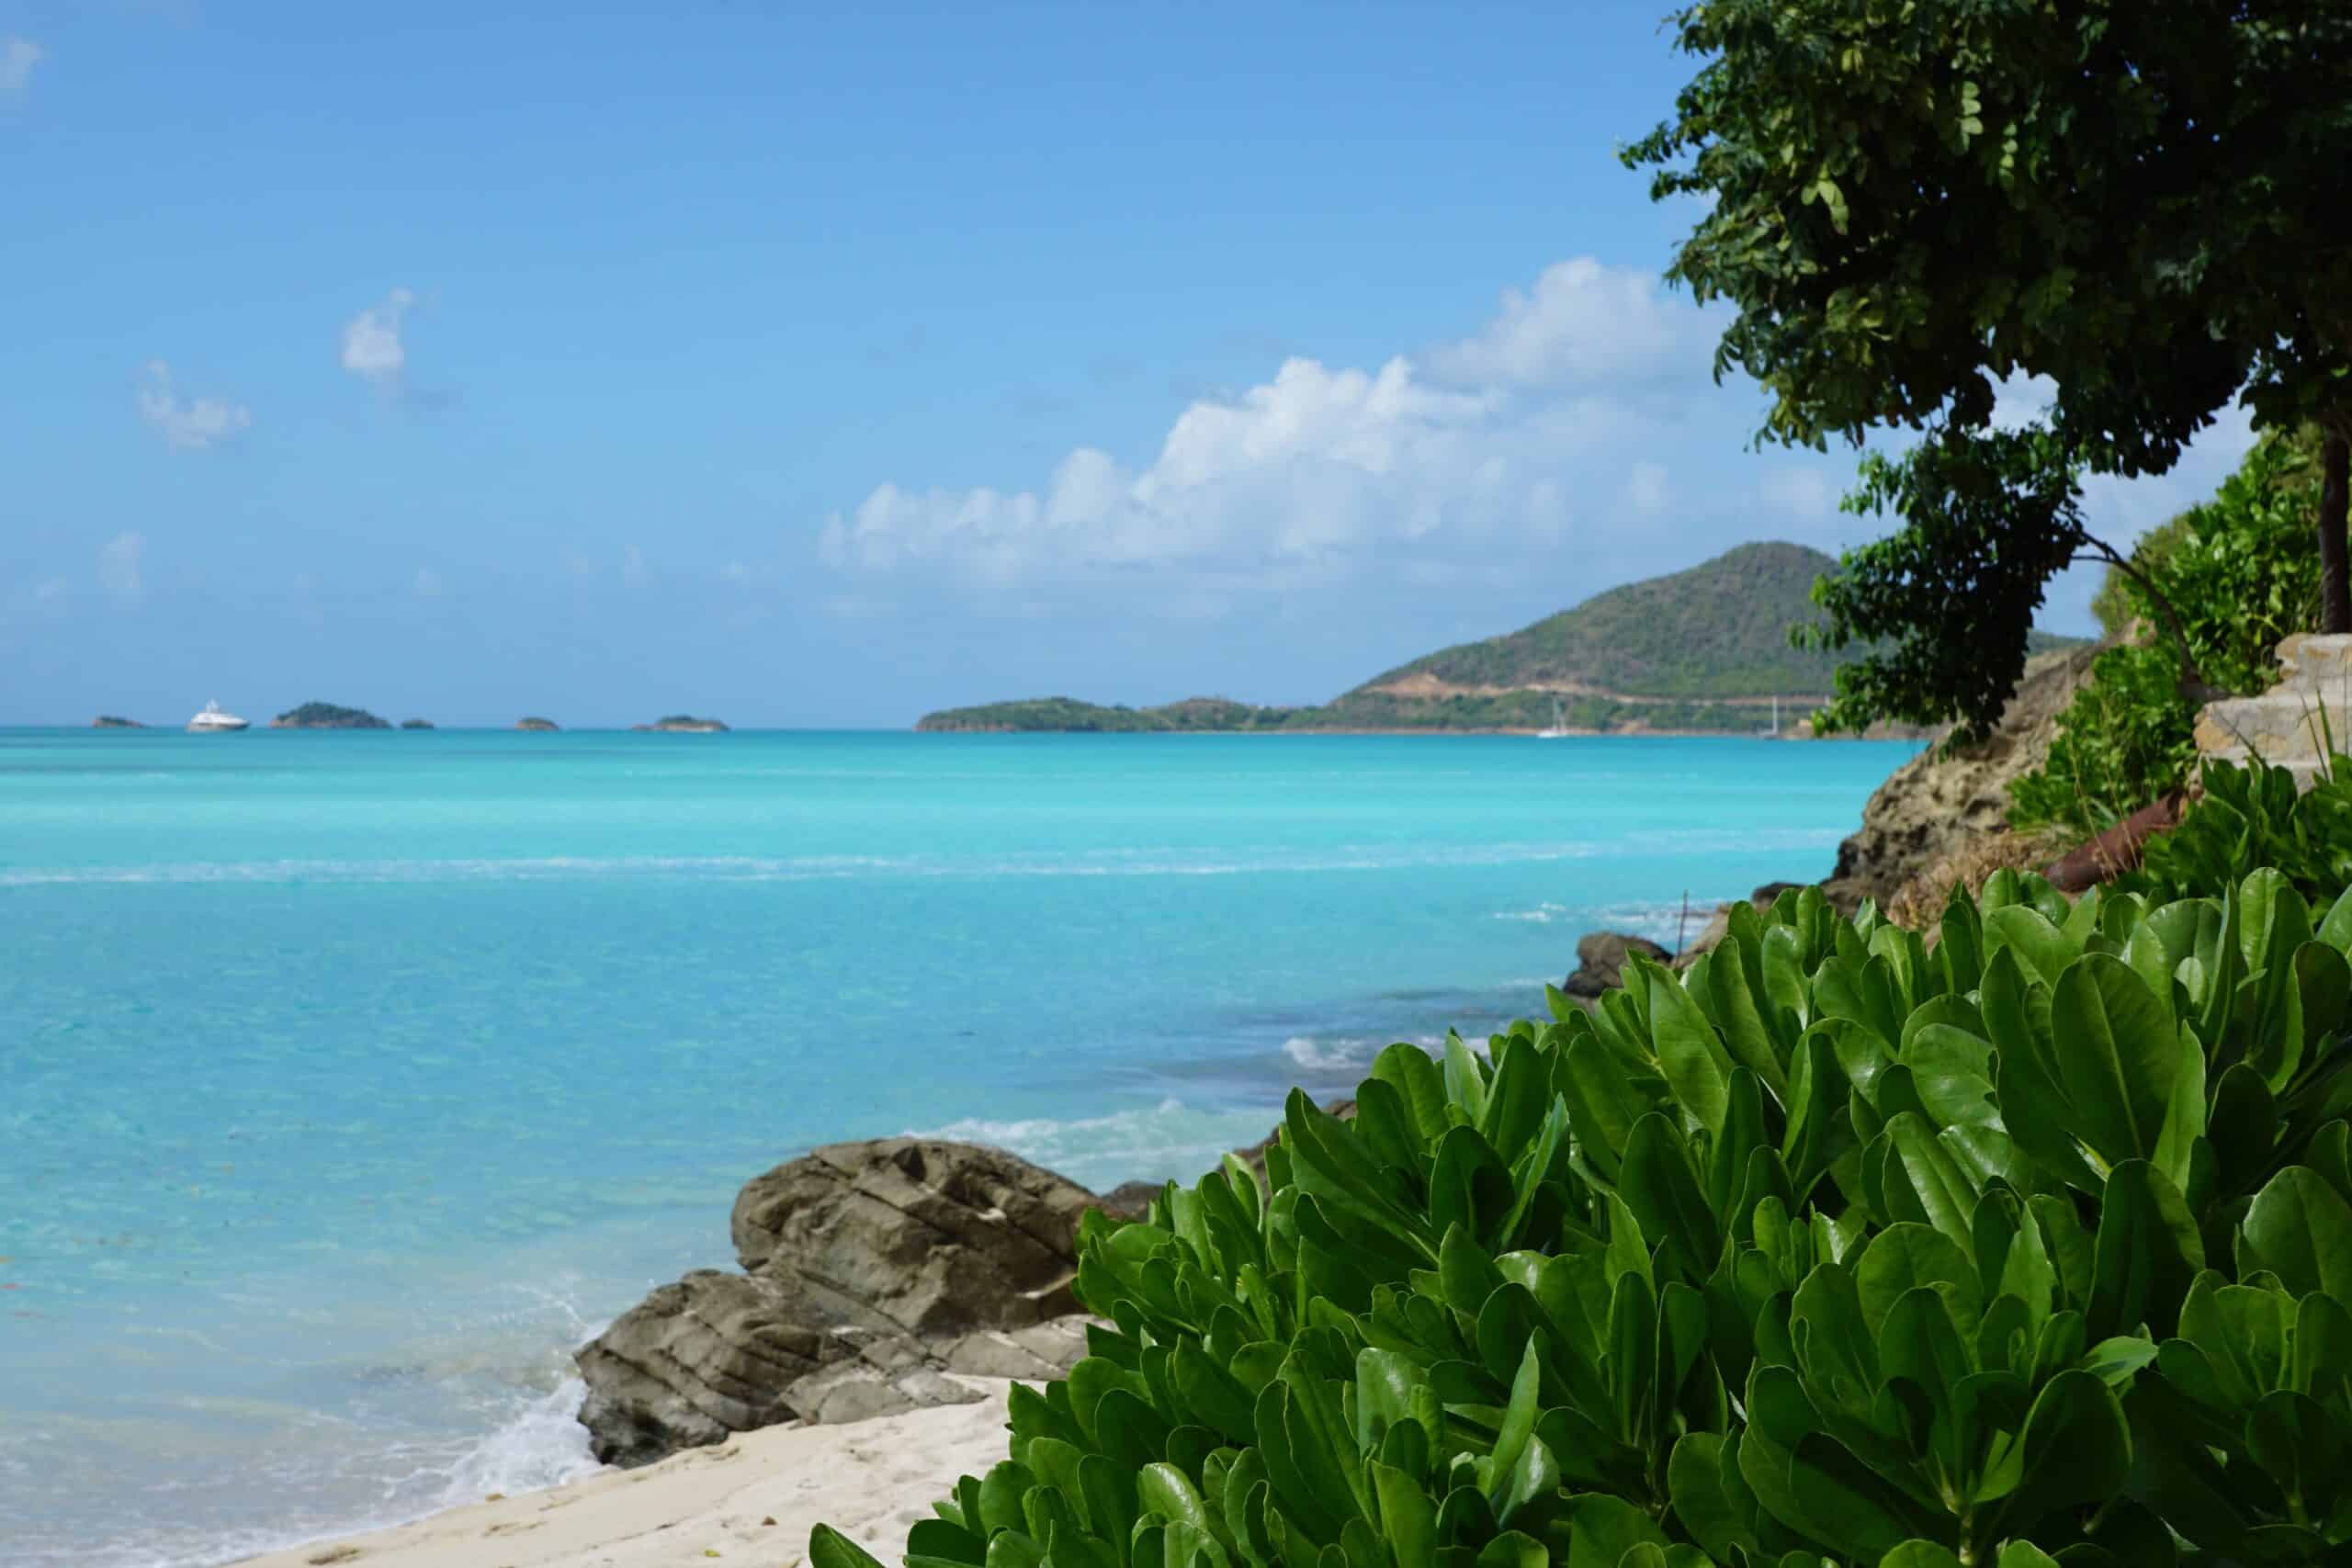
[515,716,560,731]
[272,702,390,730]
[92,716,143,728]
[634,715,729,733]
[399,718,435,730]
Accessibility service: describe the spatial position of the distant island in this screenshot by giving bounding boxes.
[633,716,729,733]
[918,542,2087,736]
[273,702,390,730]
[400,718,435,730]
[516,716,560,732]
[92,716,143,729]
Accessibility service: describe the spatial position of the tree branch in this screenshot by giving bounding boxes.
[2067,534,2232,703]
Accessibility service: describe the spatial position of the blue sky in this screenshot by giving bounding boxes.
[0,1,2256,727]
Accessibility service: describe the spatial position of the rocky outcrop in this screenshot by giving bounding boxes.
[1821,645,2100,909]
[635,716,729,733]
[515,716,560,732]
[575,1139,1102,1468]
[400,718,434,730]
[92,716,142,728]
[1562,931,1671,998]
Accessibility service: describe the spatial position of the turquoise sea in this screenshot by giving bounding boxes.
[0,728,1917,1565]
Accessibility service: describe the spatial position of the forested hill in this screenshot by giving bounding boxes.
[916,541,2087,734]
[1358,541,1846,700]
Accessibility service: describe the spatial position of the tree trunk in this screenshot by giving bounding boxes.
[2324,430,2351,634]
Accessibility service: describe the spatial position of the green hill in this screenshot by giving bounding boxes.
[1361,541,1841,699]
[915,540,2089,734]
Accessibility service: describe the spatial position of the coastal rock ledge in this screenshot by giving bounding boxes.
[574,1137,1099,1468]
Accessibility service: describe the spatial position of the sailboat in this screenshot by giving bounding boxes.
[1536,696,1571,739]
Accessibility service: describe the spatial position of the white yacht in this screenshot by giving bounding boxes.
[187,700,250,734]
[1535,696,1572,739]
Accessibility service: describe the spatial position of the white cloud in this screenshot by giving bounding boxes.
[1424,257,1713,389]
[136,360,252,451]
[0,36,40,96]
[820,354,1620,581]
[811,253,2256,634]
[414,567,443,598]
[815,259,1724,588]
[99,532,145,605]
[341,288,416,385]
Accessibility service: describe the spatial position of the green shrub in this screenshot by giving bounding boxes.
[2125,756,2352,907]
[815,877,2352,1568]
[2005,642,2199,834]
[2011,433,2324,838]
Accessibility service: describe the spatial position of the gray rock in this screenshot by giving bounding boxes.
[729,1137,1094,1331]
[576,1138,1101,1467]
[1563,931,1672,997]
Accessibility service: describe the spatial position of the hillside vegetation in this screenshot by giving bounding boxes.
[1362,541,1844,699]
[919,541,2084,733]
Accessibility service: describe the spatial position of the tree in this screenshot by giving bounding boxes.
[1625,0,2352,738]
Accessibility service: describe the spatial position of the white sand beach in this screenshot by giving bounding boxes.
[232,1390,1014,1568]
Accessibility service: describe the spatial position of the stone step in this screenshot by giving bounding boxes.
[2275,633,2352,693]
[2193,691,2352,779]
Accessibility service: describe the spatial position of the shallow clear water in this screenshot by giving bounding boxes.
[0,728,1917,1564]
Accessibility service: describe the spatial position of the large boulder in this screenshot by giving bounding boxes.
[729,1137,1095,1330]
[576,1138,1101,1467]
[1562,931,1671,998]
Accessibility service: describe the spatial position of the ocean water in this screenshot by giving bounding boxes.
[0,728,1917,1564]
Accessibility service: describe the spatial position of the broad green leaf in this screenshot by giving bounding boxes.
[2047,954,2179,1168]
[1650,967,1734,1135]
[2089,1161,2204,1340]
[1555,1493,1670,1568]
[812,1525,892,1568]
[2239,1165,2352,1302]
[1999,1371,2132,1535]
[1788,1433,1951,1562]
[1984,905,2075,988]
[1857,1223,1983,1339]
[1667,1433,1757,1561]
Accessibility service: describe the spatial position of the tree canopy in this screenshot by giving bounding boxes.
[1627,0,2352,739]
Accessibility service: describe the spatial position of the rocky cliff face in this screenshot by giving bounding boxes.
[1821,645,2100,909]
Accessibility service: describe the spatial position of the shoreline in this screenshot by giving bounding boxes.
[228,1384,1015,1568]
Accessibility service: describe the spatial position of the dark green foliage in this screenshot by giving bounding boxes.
[1803,430,2086,743]
[2127,760,2352,909]
[1629,0,2352,734]
[2007,646,2197,836]
[272,701,390,729]
[2011,435,2326,836]
[821,870,2352,1567]
[2090,515,2193,645]
[1365,543,1846,701]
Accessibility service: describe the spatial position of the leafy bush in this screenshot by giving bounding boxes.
[2005,643,2199,834]
[2126,757,2352,906]
[2012,433,2325,837]
[815,877,2352,1568]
